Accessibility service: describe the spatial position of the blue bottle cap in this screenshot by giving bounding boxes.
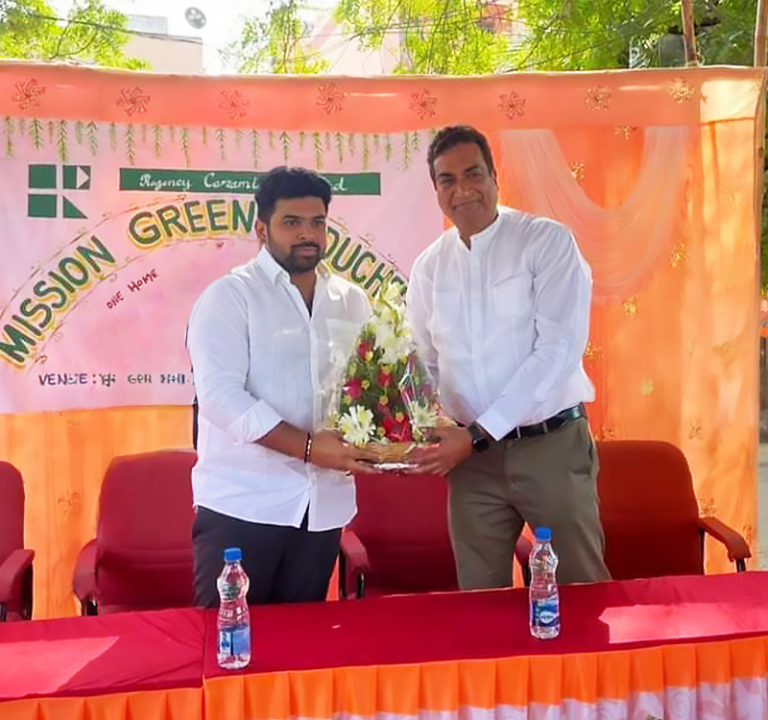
[534,527,552,542]
[223,547,242,563]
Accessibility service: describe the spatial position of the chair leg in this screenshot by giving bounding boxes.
[0,603,6,622]
[356,573,365,599]
[21,565,33,620]
[80,596,98,616]
[522,564,531,588]
[699,528,748,573]
[338,552,347,600]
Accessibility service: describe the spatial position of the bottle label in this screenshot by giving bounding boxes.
[219,580,239,602]
[531,597,560,628]
[219,626,250,657]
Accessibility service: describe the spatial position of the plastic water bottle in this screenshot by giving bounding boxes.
[529,527,560,640]
[216,547,251,669]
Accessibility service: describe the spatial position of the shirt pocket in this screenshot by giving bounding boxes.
[492,273,533,318]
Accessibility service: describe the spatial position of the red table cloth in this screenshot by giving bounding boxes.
[0,607,205,720]
[203,572,768,720]
[3,573,768,720]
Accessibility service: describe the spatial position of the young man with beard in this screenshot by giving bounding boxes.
[187,166,375,607]
[406,126,610,588]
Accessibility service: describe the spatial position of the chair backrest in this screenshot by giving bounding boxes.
[96,449,197,613]
[596,440,704,579]
[348,472,458,595]
[0,461,24,564]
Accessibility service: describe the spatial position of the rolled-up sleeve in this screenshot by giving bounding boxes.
[187,277,283,444]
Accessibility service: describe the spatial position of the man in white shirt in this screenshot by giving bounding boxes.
[187,167,374,607]
[407,126,610,588]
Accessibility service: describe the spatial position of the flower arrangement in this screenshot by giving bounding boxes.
[330,280,446,468]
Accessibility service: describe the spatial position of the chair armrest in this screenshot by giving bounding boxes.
[0,549,34,604]
[699,516,752,567]
[340,531,371,575]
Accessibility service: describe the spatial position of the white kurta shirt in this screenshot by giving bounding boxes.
[406,206,595,441]
[187,248,371,531]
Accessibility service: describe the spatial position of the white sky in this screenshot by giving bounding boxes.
[52,0,335,74]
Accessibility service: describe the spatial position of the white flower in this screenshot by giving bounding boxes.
[373,282,407,329]
[409,401,439,429]
[380,281,403,306]
[338,406,375,447]
[369,313,394,347]
[371,316,413,364]
[408,401,439,441]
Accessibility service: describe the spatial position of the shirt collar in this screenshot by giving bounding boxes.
[468,209,502,248]
[254,246,330,285]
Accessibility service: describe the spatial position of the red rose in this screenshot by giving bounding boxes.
[378,369,392,387]
[345,378,362,400]
[383,415,413,443]
[358,341,373,360]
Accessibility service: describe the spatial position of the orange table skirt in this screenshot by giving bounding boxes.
[204,635,768,720]
[0,687,202,720]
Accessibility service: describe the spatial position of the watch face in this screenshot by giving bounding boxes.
[474,436,490,452]
[469,424,490,452]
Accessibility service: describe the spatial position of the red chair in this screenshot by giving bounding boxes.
[515,440,751,581]
[73,449,197,614]
[339,473,458,599]
[0,461,34,621]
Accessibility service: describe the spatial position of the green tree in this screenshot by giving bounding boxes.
[234,1,756,76]
[229,0,328,74]
[0,0,146,69]
[512,0,755,70]
[330,0,511,74]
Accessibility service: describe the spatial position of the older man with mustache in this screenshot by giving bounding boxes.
[406,126,610,589]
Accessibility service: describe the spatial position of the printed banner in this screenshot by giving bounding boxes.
[0,123,443,413]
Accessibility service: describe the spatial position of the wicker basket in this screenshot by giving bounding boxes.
[367,441,417,463]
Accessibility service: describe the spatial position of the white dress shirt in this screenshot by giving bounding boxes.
[187,247,371,531]
[406,206,595,441]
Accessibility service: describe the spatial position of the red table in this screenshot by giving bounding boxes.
[3,573,768,720]
[0,607,205,720]
[203,572,768,720]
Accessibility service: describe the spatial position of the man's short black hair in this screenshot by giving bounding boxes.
[255,166,332,224]
[427,126,496,184]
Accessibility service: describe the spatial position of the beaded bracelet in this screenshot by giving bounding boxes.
[303,432,313,464]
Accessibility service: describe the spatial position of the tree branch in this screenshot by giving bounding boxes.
[48,18,73,60]
[424,0,452,74]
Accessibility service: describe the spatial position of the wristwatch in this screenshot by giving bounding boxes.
[468,422,490,453]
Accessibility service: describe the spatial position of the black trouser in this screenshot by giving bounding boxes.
[192,506,342,608]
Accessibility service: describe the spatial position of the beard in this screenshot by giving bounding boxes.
[268,239,323,274]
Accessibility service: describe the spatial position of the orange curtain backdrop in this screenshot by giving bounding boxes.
[498,118,763,570]
[0,63,764,619]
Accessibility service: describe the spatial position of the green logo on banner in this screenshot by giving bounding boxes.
[120,169,381,196]
[28,164,91,219]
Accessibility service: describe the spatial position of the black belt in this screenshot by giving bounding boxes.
[503,403,586,441]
